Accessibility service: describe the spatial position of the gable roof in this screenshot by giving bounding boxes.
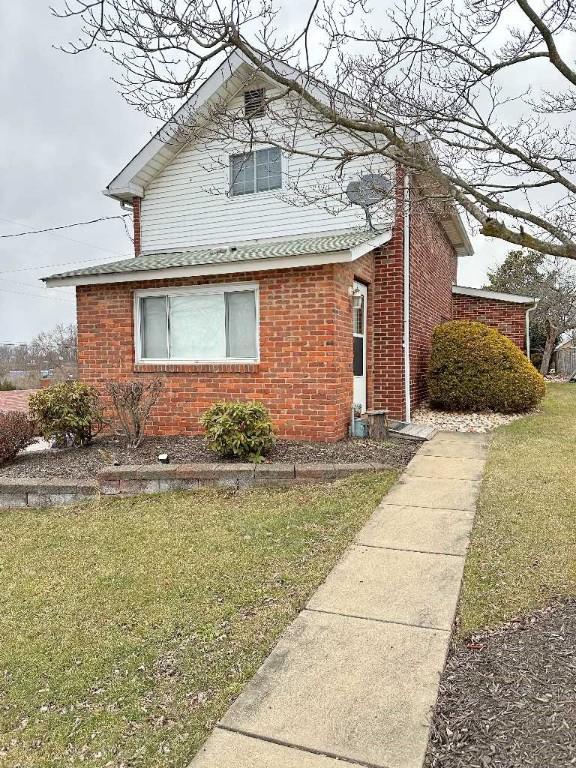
[104,49,473,257]
[105,50,250,201]
[43,228,391,287]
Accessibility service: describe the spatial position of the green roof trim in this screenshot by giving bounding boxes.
[43,229,387,284]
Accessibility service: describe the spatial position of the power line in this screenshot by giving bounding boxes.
[0,254,130,276]
[3,277,73,292]
[0,287,75,304]
[0,214,131,239]
[0,215,132,260]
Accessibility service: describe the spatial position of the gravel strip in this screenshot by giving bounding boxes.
[425,600,576,768]
[545,374,570,383]
[412,403,526,433]
[0,435,417,480]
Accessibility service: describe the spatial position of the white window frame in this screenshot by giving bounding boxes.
[134,282,260,364]
[229,147,283,197]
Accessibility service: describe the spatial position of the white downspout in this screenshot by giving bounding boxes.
[525,298,539,360]
[403,172,411,422]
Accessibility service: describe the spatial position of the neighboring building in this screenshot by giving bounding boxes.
[44,51,536,441]
[554,335,576,376]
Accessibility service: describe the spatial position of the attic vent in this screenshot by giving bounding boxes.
[244,89,266,118]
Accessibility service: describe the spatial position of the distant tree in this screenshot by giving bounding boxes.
[0,325,78,385]
[485,250,576,374]
[27,324,78,378]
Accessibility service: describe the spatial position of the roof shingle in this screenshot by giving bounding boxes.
[43,229,386,283]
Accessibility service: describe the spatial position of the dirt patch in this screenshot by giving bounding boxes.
[425,600,576,767]
[0,434,417,480]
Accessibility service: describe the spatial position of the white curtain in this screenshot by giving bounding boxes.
[226,291,257,358]
[141,296,168,358]
[169,294,226,360]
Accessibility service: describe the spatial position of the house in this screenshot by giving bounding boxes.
[44,51,537,441]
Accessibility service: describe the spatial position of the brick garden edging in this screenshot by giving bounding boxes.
[0,462,389,508]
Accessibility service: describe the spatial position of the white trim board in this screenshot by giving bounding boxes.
[452,285,537,305]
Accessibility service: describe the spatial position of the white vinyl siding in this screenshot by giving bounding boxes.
[136,284,258,363]
[140,92,392,252]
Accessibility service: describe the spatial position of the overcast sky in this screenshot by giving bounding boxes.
[0,2,508,344]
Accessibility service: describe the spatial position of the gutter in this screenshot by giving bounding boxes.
[403,172,411,422]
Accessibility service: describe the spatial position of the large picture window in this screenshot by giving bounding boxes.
[229,147,282,196]
[136,285,258,362]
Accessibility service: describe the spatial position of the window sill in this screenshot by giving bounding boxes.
[228,187,282,199]
[134,362,259,374]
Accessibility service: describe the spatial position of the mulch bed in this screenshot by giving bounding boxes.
[0,434,417,480]
[425,599,576,767]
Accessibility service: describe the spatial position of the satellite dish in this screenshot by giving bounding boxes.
[345,174,393,230]
[346,174,393,207]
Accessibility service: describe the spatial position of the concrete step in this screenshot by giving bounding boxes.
[389,421,438,441]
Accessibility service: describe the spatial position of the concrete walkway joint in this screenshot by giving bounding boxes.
[190,432,490,768]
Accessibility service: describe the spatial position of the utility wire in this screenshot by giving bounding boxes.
[0,254,129,276]
[0,214,130,239]
[0,287,75,304]
[0,215,132,259]
[3,277,72,292]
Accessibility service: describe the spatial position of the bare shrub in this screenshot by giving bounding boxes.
[107,379,163,448]
[0,411,36,464]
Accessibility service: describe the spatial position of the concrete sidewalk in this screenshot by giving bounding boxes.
[191,432,489,768]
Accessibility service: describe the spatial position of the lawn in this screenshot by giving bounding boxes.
[459,382,576,635]
[0,472,396,767]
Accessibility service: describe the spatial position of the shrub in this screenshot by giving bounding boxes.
[428,321,546,413]
[0,411,36,464]
[29,381,104,447]
[107,379,163,448]
[201,400,275,462]
[0,379,17,391]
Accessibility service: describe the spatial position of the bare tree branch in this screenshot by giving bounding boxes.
[54,0,576,260]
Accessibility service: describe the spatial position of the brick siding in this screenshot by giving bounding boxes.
[408,190,458,411]
[133,197,142,256]
[77,261,375,441]
[77,178,529,439]
[372,171,406,420]
[452,293,528,351]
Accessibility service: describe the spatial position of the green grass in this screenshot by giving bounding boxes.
[0,472,396,767]
[459,383,576,635]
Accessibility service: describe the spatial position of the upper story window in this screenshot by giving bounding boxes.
[136,284,258,363]
[229,147,282,196]
[244,88,266,118]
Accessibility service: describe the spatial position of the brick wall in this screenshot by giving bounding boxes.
[452,293,528,351]
[133,197,142,256]
[76,262,374,441]
[372,172,406,420]
[369,175,458,421]
[408,190,458,410]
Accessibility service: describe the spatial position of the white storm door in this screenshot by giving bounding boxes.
[352,281,368,413]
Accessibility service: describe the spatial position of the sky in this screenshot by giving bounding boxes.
[0,2,508,344]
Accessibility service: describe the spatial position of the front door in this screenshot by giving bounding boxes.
[352,281,367,414]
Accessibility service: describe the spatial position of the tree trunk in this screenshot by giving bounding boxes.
[540,322,557,374]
